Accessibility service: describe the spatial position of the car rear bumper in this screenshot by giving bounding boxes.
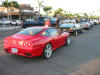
[4,47,43,57]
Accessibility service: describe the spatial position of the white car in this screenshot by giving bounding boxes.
[81,22,92,29]
[1,20,12,25]
[11,20,21,25]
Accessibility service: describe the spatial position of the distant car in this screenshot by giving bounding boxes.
[21,17,57,28]
[89,21,94,27]
[92,20,99,25]
[11,20,21,25]
[1,20,12,25]
[80,22,92,30]
[4,27,71,58]
[59,19,83,36]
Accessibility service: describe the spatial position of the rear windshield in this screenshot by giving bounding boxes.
[16,28,43,35]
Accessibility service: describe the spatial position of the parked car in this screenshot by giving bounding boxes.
[92,19,99,25]
[59,19,83,36]
[89,21,94,27]
[1,20,12,25]
[80,22,92,30]
[21,17,57,28]
[11,20,21,25]
[4,26,71,58]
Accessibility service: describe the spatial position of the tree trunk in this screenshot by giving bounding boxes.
[9,7,12,20]
[37,0,40,17]
[7,8,10,20]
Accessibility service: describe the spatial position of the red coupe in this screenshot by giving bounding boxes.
[4,27,71,58]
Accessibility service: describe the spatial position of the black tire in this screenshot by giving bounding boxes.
[65,36,71,46]
[80,29,83,33]
[42,44,52,59]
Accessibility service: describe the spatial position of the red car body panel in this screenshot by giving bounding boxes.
[4,27,69,57]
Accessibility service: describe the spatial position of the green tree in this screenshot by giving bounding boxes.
[2,0,19,20]
[53,8,64,17]
[10,1,19,8]
[37,0,44,16]
[83,13,89,18]
[2,0,10,20]
[43,6,52,16]
[10,1,19,20]
[73,13,81,18]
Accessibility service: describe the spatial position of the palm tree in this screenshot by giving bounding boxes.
[9,1,19,20]
[2,0,10,20]
[43,6,52,16]
[2,0,19,20]
[53,8,64,17]
[37,0,44,16]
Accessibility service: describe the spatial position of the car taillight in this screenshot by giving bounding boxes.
[27,43,32,47]
[85,24,88,26]
[23,42,32,47]
[23,42,26,46]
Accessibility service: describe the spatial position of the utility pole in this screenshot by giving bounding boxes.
[37,0,40,17]
[6,0,10,20]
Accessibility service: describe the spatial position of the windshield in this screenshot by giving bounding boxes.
[16,28,43,35]
[59,19,76,24]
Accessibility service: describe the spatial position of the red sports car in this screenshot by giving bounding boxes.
[4,27,71,58]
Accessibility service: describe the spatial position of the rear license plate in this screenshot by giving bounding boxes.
[12,48,18,53]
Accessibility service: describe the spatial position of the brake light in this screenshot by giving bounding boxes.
[19,41,33,47]
[23,42,26,46]
[27,43,32,47]
[23,42,32,47]
[85,24,88,26]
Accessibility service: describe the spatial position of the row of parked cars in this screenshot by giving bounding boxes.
[0,19,21,25]
[3,18,100,59]
[59,19,100,35]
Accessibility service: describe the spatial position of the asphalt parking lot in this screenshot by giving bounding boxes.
[0,25,100,75]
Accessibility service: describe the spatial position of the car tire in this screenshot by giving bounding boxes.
[65,36,71,46]
[43,44,52,59]
[80,29,83,33]
[87,27,90,30]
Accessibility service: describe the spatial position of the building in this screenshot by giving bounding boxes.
[0,4,35,19]
[20,4,34,19]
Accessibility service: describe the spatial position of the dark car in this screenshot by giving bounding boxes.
[21,17,57,28]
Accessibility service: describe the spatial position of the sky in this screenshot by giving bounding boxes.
[0,0,100,15]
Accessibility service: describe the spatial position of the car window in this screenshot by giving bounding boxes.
[16,28,43,35]
[50,18,56,21]
[47,28,59,36]
[41,30,50,36]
